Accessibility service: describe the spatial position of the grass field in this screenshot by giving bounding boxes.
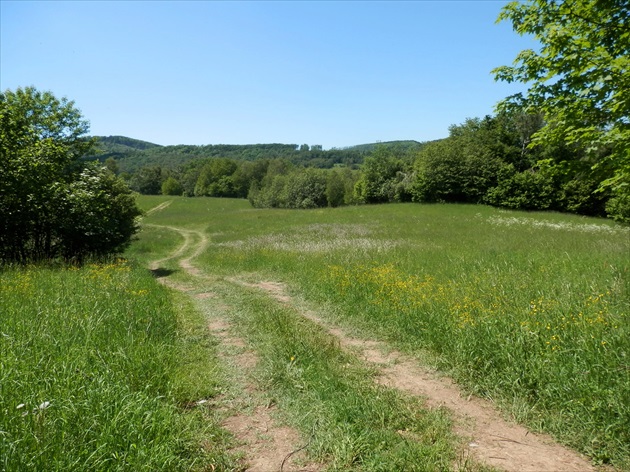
[0,258,238,470]
[133,196,629,468]
[3,195,628,470]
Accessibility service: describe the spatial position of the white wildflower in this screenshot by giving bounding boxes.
[36,401,50,411]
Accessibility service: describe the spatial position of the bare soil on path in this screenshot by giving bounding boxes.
[145,215,598,472]
[206,318,322,472]
[243,279,597,472]
[147,222,323,472]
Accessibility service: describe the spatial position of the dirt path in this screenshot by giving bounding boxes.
[239,279,597,472]
[144,224,206,275]
[145,216,596,472]
[144,199,172,215]
[146,222,322,472]
[207,317,321,472]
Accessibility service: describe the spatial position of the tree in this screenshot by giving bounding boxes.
[104,156,119,174]
[193,158,238,197]
[129,165,163,195]
[232,159,269,198]
[161,176,183,196]
[354,147,409,203]
[493,0,630,221]
[55,165,142,259]
[412,118,511,203]
[0,87,142,263]
[326,169,346,207]
[284,168,327,209]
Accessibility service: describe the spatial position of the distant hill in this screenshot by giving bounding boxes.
[98,135,162,152]
[84,137,429,174]
[343,140,426,153]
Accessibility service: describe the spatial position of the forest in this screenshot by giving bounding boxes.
[87,110,628,222]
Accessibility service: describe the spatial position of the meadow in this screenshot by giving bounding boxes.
[0,259,238,470]
[2,195,628,470]
[136,196,629,467]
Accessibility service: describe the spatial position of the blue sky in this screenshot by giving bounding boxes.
[1,1,537,149]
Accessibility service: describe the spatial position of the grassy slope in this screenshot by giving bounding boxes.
[136,196,629,467]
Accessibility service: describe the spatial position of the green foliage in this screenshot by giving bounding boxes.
[412,117,515,203]
[161,176,183,196]
[326,168,347,207]
[494,0,630,217]
[194,158,238,197]
[96,135,162,153]
[86,139,368,176]
[606,190,630,224]
[0,87,142,263]
[104,156,119,174]
[248,162,360,209]
[410,113,611,216]
[248,159,292,207]
[484,165,557,210]
[345,139,426,154]
[284,168,328,209]
[354,146,414,203]
[130,165,164,195]
[231,159,269,198]
[55,165,143,259]
[248,175,288,208]
[413,140,466,203]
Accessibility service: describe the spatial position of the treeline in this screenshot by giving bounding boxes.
[114,141,421,208]
[412,113,612,216]
[119,156,362,208]
[109,112,628,222]
[244,112,626,220]
[87,139,399,174]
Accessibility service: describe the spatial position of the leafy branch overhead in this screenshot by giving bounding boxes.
[493,0,629,193]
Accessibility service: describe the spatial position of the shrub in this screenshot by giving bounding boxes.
[161,176,183,196]
[0,87,142,263]
[485,166,557,210]
[606,190,630,224]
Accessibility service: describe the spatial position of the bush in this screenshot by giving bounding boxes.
[606,190,630,224]
[284,168,327,209]
[161,176,183,196]
[558,177,607,216]
[412,138,504,203]
[0,87,142,263]
[55,165,143,259]
[484,166,557,210]
[354,149,409,203]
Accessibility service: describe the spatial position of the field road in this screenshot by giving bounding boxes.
[145,217,597,472]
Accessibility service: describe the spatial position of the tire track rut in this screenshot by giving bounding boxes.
[146,222,322,472]
[239,279,597,472]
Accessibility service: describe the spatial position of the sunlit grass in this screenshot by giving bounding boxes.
[0,258,237,471]
[136,195,629,467]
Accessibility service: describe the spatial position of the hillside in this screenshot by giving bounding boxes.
[343,139,426,153]
[87,136,161,161]
[84,136,427,174]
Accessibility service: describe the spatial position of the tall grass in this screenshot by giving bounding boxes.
[0,259,236,471]
[136,196,629,467]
